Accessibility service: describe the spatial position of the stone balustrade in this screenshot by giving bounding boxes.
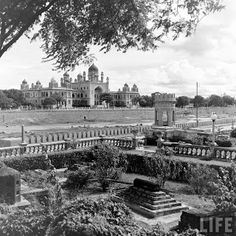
[163,142,236,161]
[0,136,145,158]
[26,125,152,144]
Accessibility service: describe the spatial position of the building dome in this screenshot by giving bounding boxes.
[36,80,41,84]
[88,63,99,72]
[50,78,57,83]
[22,79,27,84]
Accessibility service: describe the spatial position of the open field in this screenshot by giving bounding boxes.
[0,106,236,139]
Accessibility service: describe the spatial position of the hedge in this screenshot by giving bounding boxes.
[1,149,228,183]
[1,149,92,172]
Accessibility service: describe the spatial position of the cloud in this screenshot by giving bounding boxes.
[0,0,235,99]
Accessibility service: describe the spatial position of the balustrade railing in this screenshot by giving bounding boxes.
[0,136,144,158]
[163,142,236,161]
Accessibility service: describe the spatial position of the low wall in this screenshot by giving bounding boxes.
[24,125,151,144]
[164,142,236,162]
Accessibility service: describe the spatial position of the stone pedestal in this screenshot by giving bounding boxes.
[0,167,21,205]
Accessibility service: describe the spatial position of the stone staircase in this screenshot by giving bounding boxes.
[116,186,188,218]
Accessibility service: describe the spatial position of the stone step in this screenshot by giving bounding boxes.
[154,205,189,217]
[137,204,189,218]
[125,192,172,203]
[130,187,166,197]
[153,198,177,205]
[140,201,181,211]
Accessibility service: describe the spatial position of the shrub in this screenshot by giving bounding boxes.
[126,153,192,183]
[144,152,171,188]
[191,135,204,145]
[46,198,149,236]
[230,128,236,138]
[189,165,219,195]
[2,149,91,172]
[212,163,236,214]
[215,140,232,147]
[0,207,52,236]
[65,168,94,189]
[90,144,127,191]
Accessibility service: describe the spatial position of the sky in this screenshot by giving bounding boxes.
[0,1,235,97]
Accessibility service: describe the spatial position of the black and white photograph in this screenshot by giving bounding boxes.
[0,0,235,235]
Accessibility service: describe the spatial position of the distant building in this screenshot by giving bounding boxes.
[20,64,140,108]
[71,64,109,107]
[110,83,140,107]
[20,78,73,108]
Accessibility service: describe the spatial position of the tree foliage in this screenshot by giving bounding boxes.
[2,89,27,108]
[100,93,113,106]
[212,164,236,214]
[42,97,57,108]
[90,144,127,191]
[0,90,13,109]
[207,94,223,107]
[0,0,224,70]
[176,96,190,108]
[138,95,154,107]
[191,95,205,107]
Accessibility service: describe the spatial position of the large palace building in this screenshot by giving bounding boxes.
[20,64,140,108]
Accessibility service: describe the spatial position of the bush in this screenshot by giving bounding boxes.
[65,168,94,189]
[144,152,171,188]
[126,153,192,182]
[189,165,219,195]
[0,207,52,236]
[230,128,236,138]
[46,198,149,236]
[215,140,232,147]
[90,144,128,191]
[2,149,91,172]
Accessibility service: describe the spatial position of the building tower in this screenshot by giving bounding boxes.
[20,80,29,90]
[152,92,176,127]
[88,63,99,82]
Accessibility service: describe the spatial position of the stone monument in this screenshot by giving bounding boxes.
[0,166,21,204]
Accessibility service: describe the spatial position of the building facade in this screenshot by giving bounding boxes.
[20,64,139,108]
[110,83,140,107]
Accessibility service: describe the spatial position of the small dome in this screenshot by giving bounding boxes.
[50,78,57,83]
[124,83,129,87]
[77,73,82,78]
[36,80,41,84]
[22,79,27,84]
[133,84,137,88]
[88,63,98,72]
[63,72,69,76]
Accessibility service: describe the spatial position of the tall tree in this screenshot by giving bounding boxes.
[51,92,65,108]
[176,96,190,108]
[100,93,113,107]
[208,94,223,107]
[0,0,224,70]
[222,95,235,106]
[192,95,205,107]
[139,95,153,107]
[42,97,57,108]
[0,90,13,109]
[3,89,27,108]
